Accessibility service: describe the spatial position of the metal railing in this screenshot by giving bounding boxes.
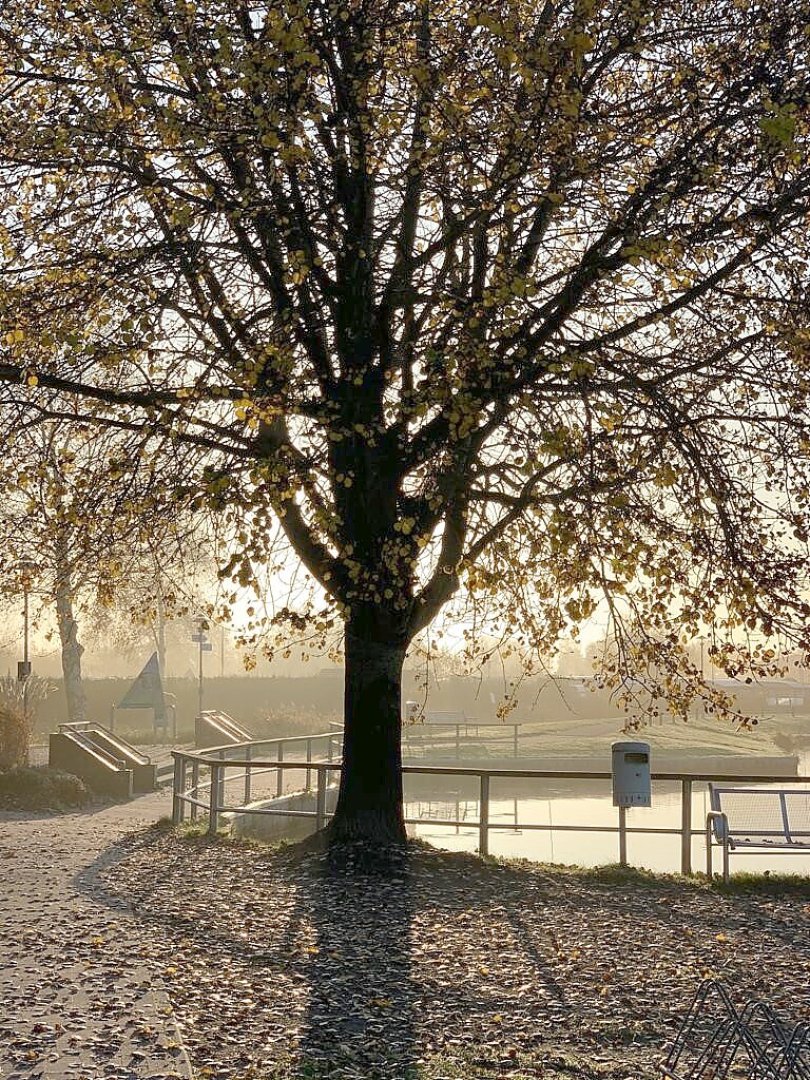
[402,718,523,758]
[170,738,809,875]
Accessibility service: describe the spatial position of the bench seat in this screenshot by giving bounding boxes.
[706,784,810,882]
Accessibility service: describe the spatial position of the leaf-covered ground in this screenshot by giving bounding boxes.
[97,830,810,1080]
[0,793,194,1080]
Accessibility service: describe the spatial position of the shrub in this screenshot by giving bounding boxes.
[0,765,90,810]
[0,674,55,768]
[0,702,31,770]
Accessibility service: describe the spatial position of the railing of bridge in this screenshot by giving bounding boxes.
[170,736,809,876]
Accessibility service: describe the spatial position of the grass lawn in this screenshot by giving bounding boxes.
[404,711,810,763]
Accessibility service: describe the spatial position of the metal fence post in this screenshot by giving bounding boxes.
[190,760,200,822]
[208,763,220,835]
[306,739,312,792]
[316,767,327,831]
[172,754,184,824]
[681,779,693,875]
[327,733,334,762]
[618,805,627,866]
[276,740,284,797]
[244,744,252,805]
[479,773,490,856]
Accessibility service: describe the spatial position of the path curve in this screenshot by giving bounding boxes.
[0,790,196,1080]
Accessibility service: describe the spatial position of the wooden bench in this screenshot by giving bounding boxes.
[705,784,810,883]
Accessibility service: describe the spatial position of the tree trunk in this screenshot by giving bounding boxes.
[54,539,87,724]
[330,622,407,844]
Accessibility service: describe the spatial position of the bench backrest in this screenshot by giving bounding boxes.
[709,785,810,845]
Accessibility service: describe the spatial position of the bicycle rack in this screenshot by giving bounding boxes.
[661,980,809,1079]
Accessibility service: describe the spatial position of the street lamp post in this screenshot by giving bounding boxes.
[191,618,212,717]
[16,560,37,719]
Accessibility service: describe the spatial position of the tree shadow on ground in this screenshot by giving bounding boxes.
[285,842,419,1079]
[71,831,809,1080]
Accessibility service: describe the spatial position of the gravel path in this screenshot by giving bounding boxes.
[0,791,195,1080]
[96,833,810,1080]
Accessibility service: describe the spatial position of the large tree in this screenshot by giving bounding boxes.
[1,0,809,841]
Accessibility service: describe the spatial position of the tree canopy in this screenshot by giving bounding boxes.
[1,0,809,839]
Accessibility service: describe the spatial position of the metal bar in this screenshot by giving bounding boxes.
[171,754,184,825]
[276,740,284,797]
[479,774,490,856]
[244,744,252,805]
[208,764,220,835]
[306,739,312,792]
[779,792,793,843]
[176,758,810,783]
[316,767,327,831]
[190,761,200,822]
[681,779,693,875]
[722,833,730,884]
[618,805,627,866]
[707,811,718,878]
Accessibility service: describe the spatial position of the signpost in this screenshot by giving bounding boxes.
[192,618,213,717]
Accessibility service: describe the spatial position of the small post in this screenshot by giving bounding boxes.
[244,743,252,805]
[315,767,327,831]
[618,805,627,866]
[172,754,184,824]
[455,723,461,759]
[208,763,220,835]
[305,739,312,792]
[513,724,519,758]
[479,773,490,856]
[327,733,334,762]
[190,760,200,822]
[681,779,693,875]
[276,740,284,797]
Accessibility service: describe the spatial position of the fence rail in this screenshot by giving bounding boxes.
[170,737,809,875]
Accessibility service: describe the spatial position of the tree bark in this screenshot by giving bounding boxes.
[54,538,87,724]
[330,621,408,844]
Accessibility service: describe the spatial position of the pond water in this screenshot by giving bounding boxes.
[405,752,810,876]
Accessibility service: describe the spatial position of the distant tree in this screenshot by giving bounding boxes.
[1,0,809,841]
[0,424,194,721]
[88,531,222,679]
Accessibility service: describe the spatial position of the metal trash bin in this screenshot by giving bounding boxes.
[612,741,651,807]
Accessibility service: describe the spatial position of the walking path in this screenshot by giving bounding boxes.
[0,790,195,1080]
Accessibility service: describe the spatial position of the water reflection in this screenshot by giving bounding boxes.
[405,767,810,876]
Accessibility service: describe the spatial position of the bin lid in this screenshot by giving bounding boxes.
[611,740,650,755]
